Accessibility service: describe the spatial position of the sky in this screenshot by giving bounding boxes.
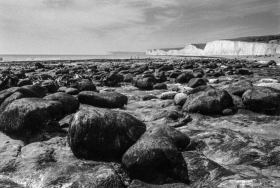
[0,0,279,55]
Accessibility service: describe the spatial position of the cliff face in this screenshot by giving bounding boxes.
[146,40,280,56]
[204,40,279,55]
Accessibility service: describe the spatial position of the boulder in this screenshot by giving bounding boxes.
[35,62,45,69]
[169,71,181,78]
[78,91,128,108]
[41,80,59,93]
[0,98,62,138]
[78,79,97,92]
[256,83,280,91]
[175,72,194,84]
[242,86,280,114]
[122,125,190,184]
[68,108,146,161]
[101,73,123,87]
[44,92,80,115]
[58,86,67,92]
[65,87,79,95]
[123,73,134,82]
[174,93,188,106]
[187,78,207,88]
[267,60,277,66]
[22,85,48,97]
[183,89,233,114]
[17,79,32,87]
[0,88,40,113]
[226,80,253,96]
[160,92,178,100]
[134,77,157,90]
[154,72,167,83]
[185,85,215,95]
[153,83,167,90]
[142,94,157,101]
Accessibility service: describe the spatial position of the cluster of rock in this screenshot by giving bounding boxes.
[0,57,280,187]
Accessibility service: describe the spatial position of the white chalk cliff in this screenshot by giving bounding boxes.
[146,40,280,56]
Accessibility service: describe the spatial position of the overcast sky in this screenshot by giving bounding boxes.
[0,0,279,55]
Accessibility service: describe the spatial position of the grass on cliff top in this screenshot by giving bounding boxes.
[224,34,280,43]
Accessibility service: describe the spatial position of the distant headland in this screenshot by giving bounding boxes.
[147,34,280,56]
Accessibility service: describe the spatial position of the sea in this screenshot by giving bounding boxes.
[0,54,181,62]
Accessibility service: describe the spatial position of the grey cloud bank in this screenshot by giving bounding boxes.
[0,0,279,54]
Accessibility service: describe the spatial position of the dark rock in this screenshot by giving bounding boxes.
[122,125,190,184]
[68,108,146,161]
[236,68,252,75]
[143,94,157,101]
[174,93,188,106]
[41,80,59,93]
[0,88,40,113]
[167,111,184,120]
[21,85,47,98]
[55,69,69,75]
[58,86,67,92]
[267,60,276,66]
[17,79,32,87]
[153,83,167,90]
[193,72,203,78]
[59,114,73,128]
[169,71,181,78]
[44,92,80,115]
[225,80,253,97]
[230,94,245,109]
[175,72,194,84]
[160,92,178,100]
[242,86,280,114]
[187,78,207,88]
[134,77,157,90]
[0,98,62,138]
[185,85,215,95]
[123,73,134,82]
[154,72,167,83]
[65,87,79,95]
[0,135,126,187]
[78,91,128,108]
[101,72,123,87]
[78,79,97,92]
[35,62,45,69]
[222,108,234,115]
[183,89,233,114]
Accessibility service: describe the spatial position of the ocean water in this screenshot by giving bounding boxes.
[0,54,178,62]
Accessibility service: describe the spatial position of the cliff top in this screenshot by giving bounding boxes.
[225,34,280,43]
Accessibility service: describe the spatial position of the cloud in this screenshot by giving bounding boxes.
[0,0,279,54]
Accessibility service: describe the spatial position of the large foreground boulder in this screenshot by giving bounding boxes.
[68,108,146,161]
[0,98,62,138]
[183,89,233,114]
[44,92,80,115]
[122,125,190,184]
[78,91,128,108]
[242,86,280,114]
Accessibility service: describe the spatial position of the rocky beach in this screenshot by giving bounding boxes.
[0,55,279,187]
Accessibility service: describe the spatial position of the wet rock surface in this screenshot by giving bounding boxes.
[0,57,280,187]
